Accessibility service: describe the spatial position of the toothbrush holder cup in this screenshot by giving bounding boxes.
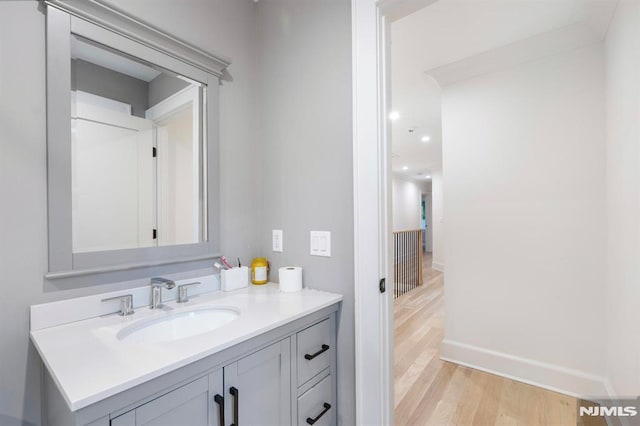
[221,266,249,292]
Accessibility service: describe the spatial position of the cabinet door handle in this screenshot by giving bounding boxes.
[214,394,224,426]
[304,344,330,360]
[306,402,331,425]
[229,386,239,426]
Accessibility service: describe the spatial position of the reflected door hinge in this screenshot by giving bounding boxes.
[152,147,157,157]
[152,229,157,239]
[379,278,386,293]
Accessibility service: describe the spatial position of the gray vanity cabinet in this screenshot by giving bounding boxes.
[110,372,221,426]
[223,339,291,426]
[41,307,338,426]
[108,340,290,426]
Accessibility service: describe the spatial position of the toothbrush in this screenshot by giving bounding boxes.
[221,256,234,269]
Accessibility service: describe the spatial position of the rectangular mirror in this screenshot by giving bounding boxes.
[70,35,207,253]
[45,3,229,277]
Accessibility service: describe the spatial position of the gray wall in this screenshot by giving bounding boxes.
[1,1,354,424]
[148,73,190,108]
[72,59,149,117]
[255,1,355,425]
[0,0,261,424]
[0,5,47,424]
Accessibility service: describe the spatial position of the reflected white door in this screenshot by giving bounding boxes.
[146,85,202,247]
[72,94,154,253]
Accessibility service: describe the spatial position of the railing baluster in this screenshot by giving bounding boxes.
[394,234,398,299]
[400,232,403,297]
[411,231,415,290]
[401,232,403,297]
[393,229,424,298]
[408,231,411,292]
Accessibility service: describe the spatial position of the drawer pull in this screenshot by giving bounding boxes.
[304,344,329,360]
[306,402,331,425]
[214,394,224,426]
[230,386,239,426]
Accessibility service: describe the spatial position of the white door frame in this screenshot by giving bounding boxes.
[352,1,392,424]
[352,1,439,424]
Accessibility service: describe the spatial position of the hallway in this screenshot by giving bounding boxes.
[393,255,603,425]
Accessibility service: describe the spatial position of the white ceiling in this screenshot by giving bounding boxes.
[390,0,617,179]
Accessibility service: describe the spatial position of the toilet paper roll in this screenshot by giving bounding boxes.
[279,266,303,292]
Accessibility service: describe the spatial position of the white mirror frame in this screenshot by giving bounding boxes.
[44,0,230,278]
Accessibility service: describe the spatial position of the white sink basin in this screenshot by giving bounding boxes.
[117,306,240,344]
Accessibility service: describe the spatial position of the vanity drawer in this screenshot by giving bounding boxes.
[297,319,331,386]
[297,375,332,426]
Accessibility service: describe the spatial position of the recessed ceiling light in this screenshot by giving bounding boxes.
[421,136,430,142]
[389,111,400,120]
[425,175,431,179]
[402,166,408,171]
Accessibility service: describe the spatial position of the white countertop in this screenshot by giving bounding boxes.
[30,283,342,411]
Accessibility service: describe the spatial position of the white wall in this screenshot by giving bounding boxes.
[254,1,355,424]
[392,174,422,231]
[440,45,607,396]
[0,1,259,424]
[431,169,444,270]
[604,0,640,397]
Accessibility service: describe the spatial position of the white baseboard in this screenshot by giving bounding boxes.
[432,261,445,272]
[441,339,607,398]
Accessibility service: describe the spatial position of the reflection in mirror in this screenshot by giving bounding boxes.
[70,35,207,253]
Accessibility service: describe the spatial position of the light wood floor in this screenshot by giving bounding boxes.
[393,253,603,425]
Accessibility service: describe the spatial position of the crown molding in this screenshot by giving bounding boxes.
[43,0,231,77]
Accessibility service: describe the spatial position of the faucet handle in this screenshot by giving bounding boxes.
[102,294,135,316]
[177,282,200,304]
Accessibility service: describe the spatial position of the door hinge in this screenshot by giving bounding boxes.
[152,229,157,239]
[379,278,386,293]
[152,147,157,157]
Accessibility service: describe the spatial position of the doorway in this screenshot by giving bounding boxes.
[353,0,617,424]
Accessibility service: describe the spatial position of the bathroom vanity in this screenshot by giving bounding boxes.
[34,2,343,423]
[31,283,341,426]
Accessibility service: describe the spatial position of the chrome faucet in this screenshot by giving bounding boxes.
[150,277,176,309]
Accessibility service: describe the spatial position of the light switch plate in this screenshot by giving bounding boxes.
[272,229,283,252]
[310,231,331,257]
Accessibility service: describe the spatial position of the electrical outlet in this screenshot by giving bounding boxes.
[310,231,331,257]
[272,229,283,252]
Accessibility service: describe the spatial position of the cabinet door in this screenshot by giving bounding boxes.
[112,371,223,426]
[224,339,291,426]
[135,376,209,426]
